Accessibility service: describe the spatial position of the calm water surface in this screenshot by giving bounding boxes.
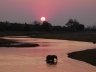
[0,37,96,72]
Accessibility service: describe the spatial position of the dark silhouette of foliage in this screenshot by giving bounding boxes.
[32,21,41,31]
[40,21,52,31]
[85,25,96,31]
[65,19,85,31]
[52,26,63,31]
[24,23,30,31]
[1,18,96,32]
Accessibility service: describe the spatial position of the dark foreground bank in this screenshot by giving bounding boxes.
[0,31,96,42]
[68,49,96,66]
[30,32,96,42]
[0,38,39,47]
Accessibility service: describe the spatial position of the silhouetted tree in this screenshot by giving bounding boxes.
[65,19,85,31]
[32,21,41,31]
[24,23,30,31]
[86,25,96,31]
[62,26,67,31]
[40,21,52,31]
[52,26,63,31]
[66,19,74,27]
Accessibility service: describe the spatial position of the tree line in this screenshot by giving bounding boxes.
[0,19,95,32]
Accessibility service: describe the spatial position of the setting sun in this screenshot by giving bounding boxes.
[41,17,46,22]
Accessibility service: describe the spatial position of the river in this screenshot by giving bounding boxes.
[0,36,96,72]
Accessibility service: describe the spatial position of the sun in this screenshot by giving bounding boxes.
[41,17,46,22]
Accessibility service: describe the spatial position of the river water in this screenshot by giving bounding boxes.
[0,37,96,72]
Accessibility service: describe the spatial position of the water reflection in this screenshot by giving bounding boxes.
[46,63,58,69]
[0,37,96,72]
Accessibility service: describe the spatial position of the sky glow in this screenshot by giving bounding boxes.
[0,0,96,26]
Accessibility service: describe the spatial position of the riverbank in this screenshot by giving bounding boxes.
[30,32,96,42]
[68,48,96,66]
[0,31,96,66]
[0,31,96,42]
[0,38,39,47]
[0,38,95,72]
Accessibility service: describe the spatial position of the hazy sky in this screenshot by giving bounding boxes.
[0,0,96,26]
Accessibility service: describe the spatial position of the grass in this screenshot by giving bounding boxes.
[0,31,96,42]
[30,32,96,42]
[68,49,96,66]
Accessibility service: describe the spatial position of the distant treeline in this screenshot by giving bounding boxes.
[0,19,96,32]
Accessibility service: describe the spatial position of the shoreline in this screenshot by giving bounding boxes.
[0,38,39,47]
[68,48,96,66]
[0,31,96,43]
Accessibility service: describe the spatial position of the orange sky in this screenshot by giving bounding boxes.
[0,0,96,26]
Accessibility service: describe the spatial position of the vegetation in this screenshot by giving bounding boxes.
[0,19,90,32]
[0,19,96,66]
[0,19,96,42]
[0,19,96,32]
[30,32,96,42]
